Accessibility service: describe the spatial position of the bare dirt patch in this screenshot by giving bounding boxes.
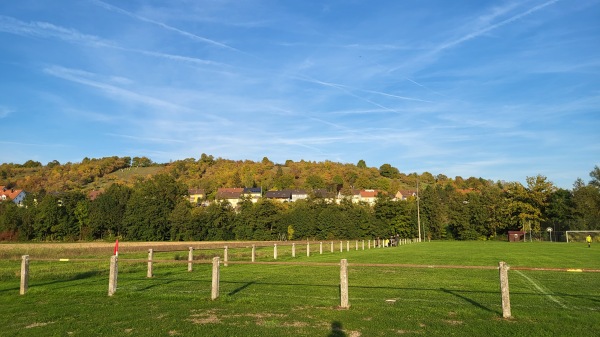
[25,321,55,329]
[443,319,463,325]
[188,309,222,325]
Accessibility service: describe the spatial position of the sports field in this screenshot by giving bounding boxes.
[1,241,598,336]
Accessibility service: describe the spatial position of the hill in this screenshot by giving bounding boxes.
[0,154,474,195]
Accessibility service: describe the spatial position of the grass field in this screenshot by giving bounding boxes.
[1,241,599,336]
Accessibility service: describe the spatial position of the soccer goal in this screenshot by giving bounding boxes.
[565,230,600,243]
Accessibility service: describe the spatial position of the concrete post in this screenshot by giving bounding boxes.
[368,239,371,249]
[224,246,229,267]
[307,242,310,257]
[330,241,334,253]
[211,256,220,300]
[499,261,511,318]
[320,242,323,254]
[340,259,349,309]
[362,240,365,250]
[251,245,255,262]
[274,244,278,260]
[188,247,193,272]
[292,243,296,257]
[20,255,29,295]
[147,249,153,278]
[108,255,118,296]
[355,240,358,251]
[346,241,350,252]
[340,241,343,252]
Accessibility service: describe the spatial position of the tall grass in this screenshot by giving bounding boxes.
[1,241,598,336]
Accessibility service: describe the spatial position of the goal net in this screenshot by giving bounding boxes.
[565,230,600,243]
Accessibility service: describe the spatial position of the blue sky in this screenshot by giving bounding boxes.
[1,0,598,189]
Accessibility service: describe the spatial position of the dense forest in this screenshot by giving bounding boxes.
[0,155,599,242]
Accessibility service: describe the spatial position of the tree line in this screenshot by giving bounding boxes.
[0,165,598,242]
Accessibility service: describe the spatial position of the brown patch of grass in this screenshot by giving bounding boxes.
[25,321,55,329]
[443,320,463,325]
[282,321,309,328]
[188,309,222,325]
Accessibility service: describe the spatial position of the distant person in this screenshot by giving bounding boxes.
[586,235,592,248]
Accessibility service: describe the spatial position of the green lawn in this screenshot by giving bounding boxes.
[1,241,599,336]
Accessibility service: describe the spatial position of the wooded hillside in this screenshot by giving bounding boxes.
[0,155,598,242]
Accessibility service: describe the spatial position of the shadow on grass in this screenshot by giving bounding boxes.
[440,288,498,314]
[228,281,255,296]
[0,270,105,293]
[327,321,347,337]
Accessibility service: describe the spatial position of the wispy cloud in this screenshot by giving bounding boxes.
[0,15,226,68]
[91,0,241,52]
[0,106,13,118]
[0,15,109,47]
[434,0,560,53]
[43,65,186,112]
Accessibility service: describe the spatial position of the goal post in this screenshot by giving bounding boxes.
[565,230,600,243]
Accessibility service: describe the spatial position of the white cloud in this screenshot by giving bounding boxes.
[0,106,13,118]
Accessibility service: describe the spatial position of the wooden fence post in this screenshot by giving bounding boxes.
[224,246,229,267]
[251,245,255,262]
[274,244,278,260]
[355,240,358,251]
[211,256,220,300]
[346,241,350,252]
[320,242,323,255]
[292,243,296,257]
[108,255,118,296]
[306,242,310,257]
[187,247,194,272]
[331,241,334,253]
[20,255,29,295]
[340,241,343,252]
[368,239,371,249]
[147,249,153,278]
[499,261,511,318]
[362,240,365,250]
[340,259,349,309]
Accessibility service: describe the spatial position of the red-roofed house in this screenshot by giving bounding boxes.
[359,189,378,205]
[0,186,26,206]
[88,190,103,201]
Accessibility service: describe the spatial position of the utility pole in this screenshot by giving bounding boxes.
[417,178,421,242]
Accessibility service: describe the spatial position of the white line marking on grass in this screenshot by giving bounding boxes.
[515,270,567,309]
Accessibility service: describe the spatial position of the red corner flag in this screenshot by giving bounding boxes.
[114,239,119,257]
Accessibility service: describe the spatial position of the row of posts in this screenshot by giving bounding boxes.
[19,253,512,318]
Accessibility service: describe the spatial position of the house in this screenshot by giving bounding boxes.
[188,188,206,204]
[264,190,291,202]
[313,189,336,202]
[288,189,308,202]
[88,190,103,201]
[395,190,417,201]
[0,186,26,206]
[337,189,361,204]
[242,187,262,203]
[359,189,378,205]
[216,188,244,207]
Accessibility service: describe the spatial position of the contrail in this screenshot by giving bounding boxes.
[435,0,560,53]
[0,15,227,68]
[91,0,240,52]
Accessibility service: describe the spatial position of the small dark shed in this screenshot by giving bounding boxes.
[508,231,526,242]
